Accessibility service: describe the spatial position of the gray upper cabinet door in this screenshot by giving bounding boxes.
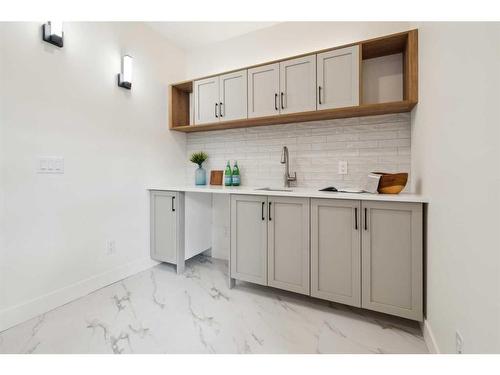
[230,194,268,286]
[267,196,310,295]
[279,55,317,114]
[317,45,360,110]
[150,191,178,264]
[247,63,280,118]
[219,70,248,121]
[310,199,361,307]
[194,76,220,125]
[361,201,423,321]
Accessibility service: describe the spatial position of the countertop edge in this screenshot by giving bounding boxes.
[147,186,428,203]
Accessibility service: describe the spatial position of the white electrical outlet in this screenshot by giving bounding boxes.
[106,240,116,255]
[37,157,64,174]
[338,160,348,175]
[456,331,464,354]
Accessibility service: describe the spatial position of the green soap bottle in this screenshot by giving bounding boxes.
[232,161,240,186]
[224,161,232,186]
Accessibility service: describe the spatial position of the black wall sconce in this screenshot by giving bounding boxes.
[118,55,133,90]
[42,21,64,48]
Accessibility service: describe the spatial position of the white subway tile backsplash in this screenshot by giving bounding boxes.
[378,138,411,148]
[398,146,411,155]
[359,147,398,156]
[185,114,412,191]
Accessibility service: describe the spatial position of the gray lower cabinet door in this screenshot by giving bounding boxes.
[150,191,178,264]
[361,201,423,321]
[310,199,361,307]
[267,196,310,295]
[230,195,268,285]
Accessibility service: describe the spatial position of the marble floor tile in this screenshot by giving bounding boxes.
[0,255,428,354]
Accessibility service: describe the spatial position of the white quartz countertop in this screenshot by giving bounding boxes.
[148,185,428,203]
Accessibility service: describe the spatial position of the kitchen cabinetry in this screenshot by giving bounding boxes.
[229,195,423,320]
[361,201,423,321]
[317,45,360,110]
[193,76,219,125]
[153,187,425,321]
[247,57,316,118]
[247,63,280,118]
[267,196,310,295]
[279,55,317,114]
[170,30,418,132]
[230,195,268,285]
[194,70,247,125]
[150,191,185,274]
[219,70,248,121]
[230,195,309,293]
[310,199,361,307]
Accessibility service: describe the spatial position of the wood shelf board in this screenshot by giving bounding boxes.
[361,32,408,60]
[172,80,193,93]
[170,101,416,133]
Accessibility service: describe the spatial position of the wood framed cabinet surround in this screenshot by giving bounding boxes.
[169,29,418,132]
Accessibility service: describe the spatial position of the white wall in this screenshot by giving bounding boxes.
[186,21,412,77]
[0,22,187,331]
[411,22,500,353]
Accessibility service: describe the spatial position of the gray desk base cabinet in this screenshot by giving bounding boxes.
[150,190,185,274]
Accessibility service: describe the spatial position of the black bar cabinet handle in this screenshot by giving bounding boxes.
[268,202,272,221]
[215,103,218,118]
[364,208,368,230]
[354,207,358,230]
[274,93,278,110]
[318,86,322,105]
[219,102,223,117]
[261,202,265,221]
[280,92,284,109]
[172,196,175,212]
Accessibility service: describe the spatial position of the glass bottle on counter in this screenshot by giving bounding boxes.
[224,161,232,186]
[232,161,240,186]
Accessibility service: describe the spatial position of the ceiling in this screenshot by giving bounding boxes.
[147,22,279,51]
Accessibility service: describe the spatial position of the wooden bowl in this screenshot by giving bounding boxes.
[371,172,408,194]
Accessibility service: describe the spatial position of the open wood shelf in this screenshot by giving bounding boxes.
[171,101,416,133]
[169,29,418,133]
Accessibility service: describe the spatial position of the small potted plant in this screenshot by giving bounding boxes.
[190,151,208,185]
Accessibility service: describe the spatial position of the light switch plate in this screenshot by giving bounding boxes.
[37,157,64,174]
[338,160,348,175]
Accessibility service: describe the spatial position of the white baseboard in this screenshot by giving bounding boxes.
[0,257,158,332]
[422,319,440,354]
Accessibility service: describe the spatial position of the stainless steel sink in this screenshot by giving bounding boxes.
[255,187,293,192]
